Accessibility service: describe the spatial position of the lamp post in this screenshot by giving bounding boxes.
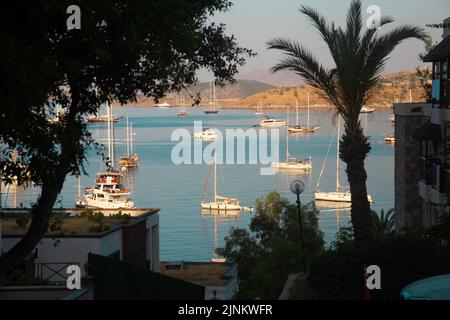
[290,180,306,273]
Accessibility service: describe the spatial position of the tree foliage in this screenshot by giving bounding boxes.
[0,0,254,279]
[267,0,426,245]
[217,191,324,299]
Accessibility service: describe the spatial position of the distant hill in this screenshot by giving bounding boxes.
[120,70,427,108]
[188,79,275,99]
[230,70,427,108]
[237,68,304,87]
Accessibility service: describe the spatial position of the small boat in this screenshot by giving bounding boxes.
[258,116,287,128]
[273,106,313,171]
[201,153,253,213]
[254,100,264,115]
[315,115,373,203]
[385,134,395,144]
[87,114,122,123]
[273,158,313,171]
[193,128,219,141]
[289,94,320,133]
[205,80,219,114]
[361,106,376,113]
[155,102,171,108]
[119,116,139,170]
[176,94,189,117]
[389,115,395,123]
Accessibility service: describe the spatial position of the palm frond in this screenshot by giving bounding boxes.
[266,38,343,111]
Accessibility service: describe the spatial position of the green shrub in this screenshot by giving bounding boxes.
[308,234,450,300]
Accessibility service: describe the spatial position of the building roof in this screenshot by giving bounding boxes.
[423,36,450,62]
[160,262,236,287]
[1,208,159,238]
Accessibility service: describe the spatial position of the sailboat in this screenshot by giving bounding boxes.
[315,115,373,203]
[205,80,219,114]
[201,153,252,212]
[75,175,86,208]
[289,94,320,133]
[272,105,313,171]
[87,103,123,123]
[254,100,264,115]
[82,102,135,209]
[177,95,189,116]
[119,116,140,169]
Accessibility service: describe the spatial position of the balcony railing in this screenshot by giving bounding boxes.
[431,162,449,194]
[420,156,438,184]
[34,262,80,284]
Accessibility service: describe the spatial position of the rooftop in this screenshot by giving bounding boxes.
[160,262,236,287]
[1,208,159,237]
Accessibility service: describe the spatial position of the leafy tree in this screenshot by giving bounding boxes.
[267,0,426,245]
[218,191,324,299]
[416,36,436,102]
[0,1,254,280]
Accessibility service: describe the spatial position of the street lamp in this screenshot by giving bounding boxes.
[290,180,307,273]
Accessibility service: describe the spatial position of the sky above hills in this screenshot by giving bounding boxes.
[198,0,450,85]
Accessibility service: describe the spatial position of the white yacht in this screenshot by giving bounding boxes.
[84,172,134,209]
[193,128,219,141]
[360,106,376,113]
[81,101,135,209]
[258,116,287,128]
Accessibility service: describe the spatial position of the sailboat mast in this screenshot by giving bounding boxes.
[106,102,111,166]
[286,105,289,161]
[111,103,115,167]
[214,152,217,202]
[213,81,216,112]
[296,99,299,126]
[336,115,340,192]
[307,92,310,128]
[130,123,133,155]
[209,80,212,112]
[126,116,130,157]
[77,175,81,199]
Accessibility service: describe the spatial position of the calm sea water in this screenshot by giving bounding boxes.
[4,107,394,261]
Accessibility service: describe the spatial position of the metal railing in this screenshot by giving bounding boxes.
[420,156,438,185]
[431,162,449,194]
[34,262,80,284]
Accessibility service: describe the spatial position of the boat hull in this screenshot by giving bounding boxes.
[84,198,135,209]
[201,202,242,211]
[315,191,373,203]
[272,161,312,171]
[258,122,287,128]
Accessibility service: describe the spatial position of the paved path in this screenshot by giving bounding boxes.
[278,273,304,300]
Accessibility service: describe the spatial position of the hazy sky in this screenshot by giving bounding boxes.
[200,0,450,81]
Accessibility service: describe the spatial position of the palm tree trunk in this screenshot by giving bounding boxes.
[341,125,373,245]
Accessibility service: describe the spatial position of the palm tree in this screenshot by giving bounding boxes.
[267,0,426,245]
[371,209,395,241]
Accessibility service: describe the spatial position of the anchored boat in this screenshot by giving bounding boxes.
[315,115,373,203]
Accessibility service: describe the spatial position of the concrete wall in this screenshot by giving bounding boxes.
[2,231,123,280]
[394,103,430,229]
